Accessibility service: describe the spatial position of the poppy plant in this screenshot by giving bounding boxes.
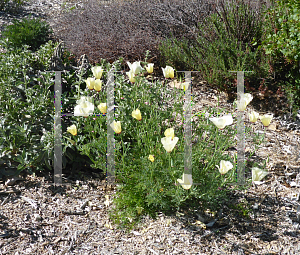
[177,173,193,190]
[145,63,154,74]
[209,114,233,129]
[85,77,95,90]
[148,155,154,162]
[132,109,142,121]
[94,79,102,92]
[259,114,273,127]
[67,124,77,136]
[164,128,175,139]
[162,66,175,79]
[252,167,268,182]
[216,160,233,175]
[91,66,104,79]
[127,61,144,75]
[110,120,122,134]
[235,93,253,111]
[74,96,94,117]
[126,70,136,83]
[161,136,179,153]
[98,103,107,114]
[249,111,259,123]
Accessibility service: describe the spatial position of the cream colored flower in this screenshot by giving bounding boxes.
[67,124,77,136]
[74,96,94,117]
[180,82,190,91]
[209,114,233,129]
[127,61,144,75]
[162,66,174,79]
[85,77,95,90]
[161,136,179,153]
[91,66,104,79]
[98,103,107,114]
[126,70,136,83]
[259,114,273,127]
[216,160,233,175]
[177,173,193,190]
[94,79,102,92]
[249,111,259,123]
[145,63,154,74]
[132,109,142,121]
[252,167,268,182]
[236,93,253,111]
[110,120,122,134]
[164,128,175,139]
[148,155,154,162]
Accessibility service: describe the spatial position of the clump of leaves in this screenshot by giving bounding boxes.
[0,0,28,13]
[158,0,273,101]
[0,14,55,52]
[259,0,300,119]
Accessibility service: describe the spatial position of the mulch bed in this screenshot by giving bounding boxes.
[1,77,300,254]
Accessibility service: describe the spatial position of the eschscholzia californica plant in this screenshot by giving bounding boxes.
[127,61,144,75]
[110,120,122,134]
[252,167,268,182]
[132,109,142,121]
[177,173,193,190]
[209,113,233,129]
[98,103,107,114]
[180,82,190,91]
[216,160,233,175]
[249,111,259,123]
[259,114,273,127]
[162,66,174,79]
[94,79,102,92]
[161,136,179,153]
[91,66,104,79]
[74,96,94,117]
[164,128,175,139]
[67,124,77,136]
[85,77,95,90]
[126,70,136,83]
[145,63,154,74]
[236,93,253,111]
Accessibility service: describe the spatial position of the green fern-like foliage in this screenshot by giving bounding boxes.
[0,14,55,52]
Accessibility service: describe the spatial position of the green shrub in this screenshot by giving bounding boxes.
[0,14,55,52]
[0,0,28,13]
[259,0,300,119]
[157,0,272,101]
[0,40,105,178]
[0,41,58,178]
[59,52,267,232]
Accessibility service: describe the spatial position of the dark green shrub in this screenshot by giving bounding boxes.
[0,0,28,13]
[0,14,55,52]
[259,0,300,119]
[158,0,273,101]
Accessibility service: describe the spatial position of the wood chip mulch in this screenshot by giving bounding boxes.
[1,74,300,254]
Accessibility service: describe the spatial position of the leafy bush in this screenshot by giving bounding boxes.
[259,0,300,119]
[58,52,268,232]
[0,14,55,52]
[0,0,28,13]
[0,41,55,177]
[158,0,273,101]
[0,40,81,178]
